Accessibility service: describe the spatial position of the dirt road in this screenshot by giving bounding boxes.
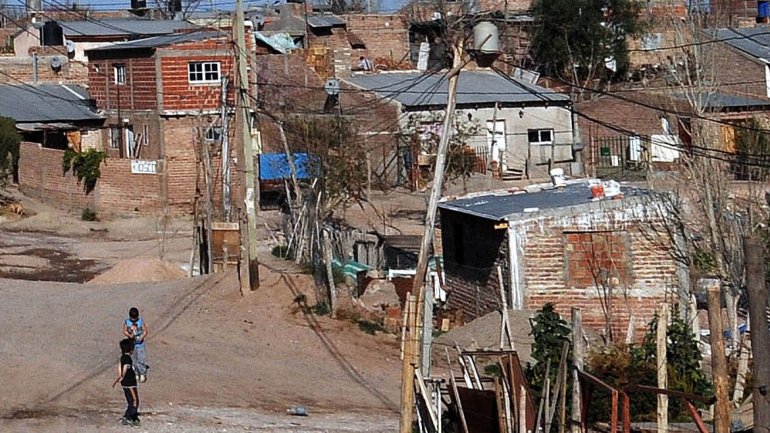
[0,202,402,432]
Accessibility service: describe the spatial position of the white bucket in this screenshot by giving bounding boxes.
[549,168,566,187]
[603,180,621,197]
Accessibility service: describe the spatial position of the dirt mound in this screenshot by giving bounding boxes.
[434,309,536,365]
[87,258,186,284]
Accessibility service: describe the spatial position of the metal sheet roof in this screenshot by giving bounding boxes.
[306,14,346,28]
[438,181,650,221]
[0,84,102,123]
[85,30,226,52]
[672,91,770,109]
[57,19,198,38]
[343,70,571,109]
[710,27,770,62]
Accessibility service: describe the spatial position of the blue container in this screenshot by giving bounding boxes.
[760,1,769,18]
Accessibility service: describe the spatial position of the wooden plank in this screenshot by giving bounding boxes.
[415,367,439,431]
[622,392,631,433]
[684,400,710,433]
[449,373,470,433]
[495,379,508,433]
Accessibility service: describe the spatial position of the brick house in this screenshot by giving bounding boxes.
[438,180,688,339]
[343,69,576,184]
[84,30,240,213]
[576,91,770,178]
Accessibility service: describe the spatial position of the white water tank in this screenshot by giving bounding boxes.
[473,21,499,54]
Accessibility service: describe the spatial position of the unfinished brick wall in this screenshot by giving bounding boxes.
[89,55,159,111]
[162,116,198,212]
[0,55,87,85]
[441,209,510,321]
[521,215,679,341]
[343,14,410,64]
[18,141,162,214]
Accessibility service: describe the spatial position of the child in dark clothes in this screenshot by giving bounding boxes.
[112,338,140,426]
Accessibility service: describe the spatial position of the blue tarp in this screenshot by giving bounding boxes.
[259,153,311,181]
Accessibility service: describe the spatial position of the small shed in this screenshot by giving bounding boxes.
[438,180,688,340]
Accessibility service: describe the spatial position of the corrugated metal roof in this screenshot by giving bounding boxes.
[85,31,226,53]
[673,91,770,109]
[710,27,770,62]
[306,14,346,28]
[58,19,198,38]
[0,83,102,123]
[438,181,650,221]
[343,70,571,109]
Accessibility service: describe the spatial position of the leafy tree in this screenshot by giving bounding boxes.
[531,0,644,84]
[62,148,108,194]
[525,303,572,412]
[0,116,20,188]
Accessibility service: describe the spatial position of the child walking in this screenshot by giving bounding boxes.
[122,307,149,382]
[112,338,140,426]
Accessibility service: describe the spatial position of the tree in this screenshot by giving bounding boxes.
[0,116,20,188]
[531,0,644,89]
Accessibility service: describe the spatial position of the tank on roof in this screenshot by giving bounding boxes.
[41,21,64,46]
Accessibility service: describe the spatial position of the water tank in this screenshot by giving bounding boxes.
[41,21,64,46]
[131,0,147,8]
[473,21,499,54]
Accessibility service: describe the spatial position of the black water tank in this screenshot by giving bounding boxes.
[168,0,181,13]
[41,21,64,46]
[131,0,147,8]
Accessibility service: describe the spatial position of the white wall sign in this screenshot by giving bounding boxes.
[131,160,157,174]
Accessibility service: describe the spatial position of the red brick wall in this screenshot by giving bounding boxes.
[89,55,158,111]
[162,116,198,211]
[18,141,163,214]
[159,39,235,112]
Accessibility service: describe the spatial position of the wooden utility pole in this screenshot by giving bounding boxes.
[656,304,668,433]
[570,308,584,433]
[703,278,730,433]
[744,236,770,433]
[401,44,463,433]
[234,0,259,290]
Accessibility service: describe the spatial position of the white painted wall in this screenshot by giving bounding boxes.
[400,104,574,174]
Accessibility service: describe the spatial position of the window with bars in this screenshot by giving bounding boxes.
[188,61,221,84]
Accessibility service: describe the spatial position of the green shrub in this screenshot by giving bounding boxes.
[81,207,97,221]
[271,244,290,259]
[311,301,330,316]
[357,319,386,335]
[62,148,107,194]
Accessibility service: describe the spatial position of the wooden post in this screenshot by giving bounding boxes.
[704,278,730,433]
[571,308,584,433]
[558,346,568,433]
[744,236,770,433]
[234,0,259,290]
[656,304,668,433]
[400,294,417,433]
[409,45,463,373]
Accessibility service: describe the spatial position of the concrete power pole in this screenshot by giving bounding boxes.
[234,0,260,291]
[744,236,770,433]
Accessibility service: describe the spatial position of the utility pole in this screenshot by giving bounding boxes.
[703,278,730,433]
[400,44,463,433]
[234,0,259,290]
[220,76,231,221]
[744,236,770,433]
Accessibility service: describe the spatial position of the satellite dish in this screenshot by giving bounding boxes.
[252,13,265,27]
[50,56,62,70]
[65,40,75,53]
[324,78,340,96]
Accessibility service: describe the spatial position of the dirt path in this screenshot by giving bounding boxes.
[0,227,402,431]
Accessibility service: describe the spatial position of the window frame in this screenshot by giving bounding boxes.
[527,128,554,145]
[204,126,223,142]
[113,63,126,85]
[188,61,221,84]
